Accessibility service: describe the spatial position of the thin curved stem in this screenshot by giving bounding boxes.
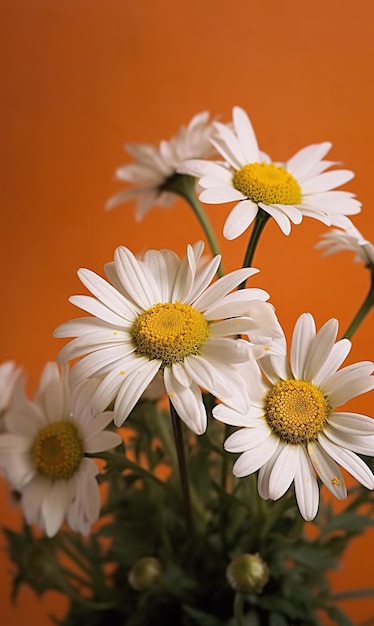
[343,277,374,339]
[163,174,224,276]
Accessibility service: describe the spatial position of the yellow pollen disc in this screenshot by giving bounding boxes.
[32,420,84,480]
[264,379,330,444]
[232,162,302,205]
[131,301,210,367]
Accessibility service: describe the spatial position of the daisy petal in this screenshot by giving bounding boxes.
[294,447,320,520]
[307,440,347,500]
[318,433,374,489]
[268,444,298,499]
[232,435,279,477]
[113,359,162,426]
[164,368,207,434]
[233,106,260,162]
[291,313,316,379]
[223,201,258,240]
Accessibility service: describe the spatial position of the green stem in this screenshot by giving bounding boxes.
[93,450,173,495]
[331,588,374,601]
[234,593,246,626]
[343,276,374,339]
[239,209,270,290]
[155,407,207,523]
[60,566,93,590]
[169,400,194,536]
[163,174,224,276]
[59,535,94,579]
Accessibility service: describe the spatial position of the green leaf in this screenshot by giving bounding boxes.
[183,604,224,625]
[269,613,291,626]
[324,605,354,626]
[323,511,374,536]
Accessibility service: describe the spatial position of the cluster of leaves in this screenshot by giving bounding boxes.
[4,396,374,626]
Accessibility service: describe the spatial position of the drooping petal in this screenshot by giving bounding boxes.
[258,203,292,235]
[318,433,374,489]
[223,201,259,240]
[113,359,162,426]
[294,446,320,521]
[22,475,50,525]
[268,443,298,500]
[42,480,72,537]
[232,435,279,478]
[164,368,207,434]
[307,440,347,500]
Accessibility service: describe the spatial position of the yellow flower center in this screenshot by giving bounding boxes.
[232,162,302,205]
[264,379,330,444]
[32,420,84,480]
[132,301,210,367]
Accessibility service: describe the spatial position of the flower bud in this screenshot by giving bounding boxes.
[226,553,269,594]
[128,556,162,591]
[21,541,62,592]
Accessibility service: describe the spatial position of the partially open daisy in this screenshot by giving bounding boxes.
[0,362,122,537]
[183,106,361,238]
[106,111,217,220]
[316,225,374,268]
[54,241,283,435]
[213,313,374,520]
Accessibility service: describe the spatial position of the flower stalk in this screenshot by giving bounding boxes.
[343,271,374,339]
[163,173,224,276]
[169,400,194,536]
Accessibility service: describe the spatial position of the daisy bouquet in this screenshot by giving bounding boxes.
[1,107,374,626]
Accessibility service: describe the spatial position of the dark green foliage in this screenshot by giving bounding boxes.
[3,397,374,625]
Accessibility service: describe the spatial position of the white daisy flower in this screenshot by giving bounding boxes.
[213,313,374,521]
[316,225,374,267]
[0,362,122,537]
[183,106,361,238]
[53,241,283,435]
[106,111,217,220]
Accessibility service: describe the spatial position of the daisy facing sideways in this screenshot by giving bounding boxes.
[213,313,374,520]
[0,362,122,537]
[106,111,217,220]
[54,241,283,435]
[316,224,374,268]
[182,106,361,238]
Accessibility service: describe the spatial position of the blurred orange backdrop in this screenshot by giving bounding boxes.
[1,0,374,624]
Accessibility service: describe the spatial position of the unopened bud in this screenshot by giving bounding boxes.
[226,553,269,594]
[22,541,62,592]
[128,556,162,591]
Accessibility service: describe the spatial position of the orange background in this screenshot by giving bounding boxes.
[1,0,374,624]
